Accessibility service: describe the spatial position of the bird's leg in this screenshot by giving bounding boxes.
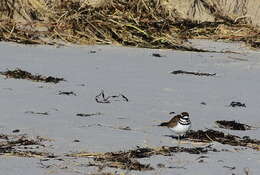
[177,135,180,146]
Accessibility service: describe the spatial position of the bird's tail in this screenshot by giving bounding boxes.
[158,122,168,126]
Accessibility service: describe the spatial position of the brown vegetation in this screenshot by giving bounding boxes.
[187,129,260,150]
[0,0,259,49]
[67,145,218,171]
[215,120,253,130]
[0,134,53,158]
[0,68,65,83]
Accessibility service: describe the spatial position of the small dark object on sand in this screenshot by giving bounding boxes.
[0,69,65,83]
[25,111,49,116]
[76,112,102,117]
[95,90,129,103]
[201,102,207,105]
[45,76,64,83]
[152,53,163,57]
[12,129,20,133]
[229,101,246,107]
[171,70,216,76]
[58,91,77,96]
[223,166,236,170]
[118,126,131,131]
[215,120,252,130]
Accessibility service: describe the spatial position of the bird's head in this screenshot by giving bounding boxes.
[181,112,189,119]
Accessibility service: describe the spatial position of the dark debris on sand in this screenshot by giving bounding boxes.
[12,129,20,133]
[0,69,65,83]
[215,120,253,130]
[152,53,164,57]
[229,101,246,107]
[171,70,216,76]
[95,90,129,103]
[76,112,102,117]
[58,91,77,96]
[0,134,54,158]
[68,145,217,171]
[25,111,49,116]
[187,129,260,150]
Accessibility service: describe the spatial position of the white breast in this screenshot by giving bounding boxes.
[170,122,191,136]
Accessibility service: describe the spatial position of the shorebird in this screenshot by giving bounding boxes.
[159,112,191,144]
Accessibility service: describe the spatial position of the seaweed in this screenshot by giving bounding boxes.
[152,53,164,57]
[229,101,246,107]
[58,91,77,96]
[76,112,102,117]
[67,145,218,171]
[171,70,216,76]
[215,120,253,130]
[0,69,65,83]
[0,134,53,158]
[187,129,260,150]
[25,111,49,116]
[12,129,20,133]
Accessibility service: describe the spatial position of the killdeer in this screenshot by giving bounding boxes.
[159,112,191,143]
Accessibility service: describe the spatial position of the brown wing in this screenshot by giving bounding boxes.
[159,115,181,127]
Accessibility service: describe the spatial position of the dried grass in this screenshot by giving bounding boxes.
[0,0,259,49]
